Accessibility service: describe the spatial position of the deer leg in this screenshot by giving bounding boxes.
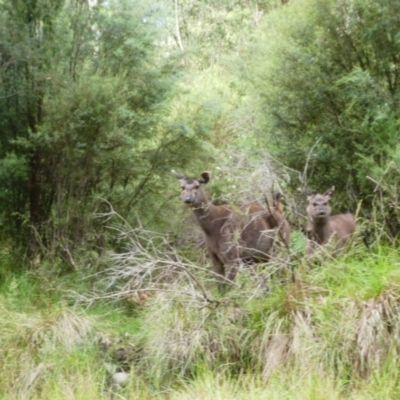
[209,252,226,292]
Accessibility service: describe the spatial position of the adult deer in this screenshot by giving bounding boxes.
[306,186,356,257]
[172,170,291,291]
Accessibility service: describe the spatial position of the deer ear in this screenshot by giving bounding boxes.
[273,192,285,211]
[303,189,313,202]
[172,170,185,180]
[199,171,210,184]
[273,192,283,205]
[324,186,335,198]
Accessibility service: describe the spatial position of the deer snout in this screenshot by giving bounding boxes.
[314,209,328,220]
[183,196,193,204]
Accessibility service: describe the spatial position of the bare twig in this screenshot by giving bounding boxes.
[80,201,225,308]
[174,0,184,52]
[300,137,321,191]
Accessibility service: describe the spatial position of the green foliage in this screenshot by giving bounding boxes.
[1,240,400,398]
[0,270,146,399]
[5,0,400,398]
[133,245,400,392]
[0,0,217,264]
[245,0,400,216]
[0,0,294,265]
[165,0,279,69]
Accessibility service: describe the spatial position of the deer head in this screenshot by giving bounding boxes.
[307,186,335,222]
[172,170,210,207]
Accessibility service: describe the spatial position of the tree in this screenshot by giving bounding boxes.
[0,0,211,266]
[245,0,400,217]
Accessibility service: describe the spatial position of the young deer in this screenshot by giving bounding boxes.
[306,186,356,257]
[172,170,291,291]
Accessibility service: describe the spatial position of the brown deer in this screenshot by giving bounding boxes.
[306,186,356,257]
[172,170,291,291]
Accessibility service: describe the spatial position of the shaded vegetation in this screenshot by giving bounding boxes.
[0,0,400,398]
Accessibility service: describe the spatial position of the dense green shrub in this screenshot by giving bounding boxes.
[245,0,400,223]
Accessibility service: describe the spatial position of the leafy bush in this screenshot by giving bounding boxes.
[245,0,400,223]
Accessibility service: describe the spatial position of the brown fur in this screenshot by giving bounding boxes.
[172,170,291,291]
[306,186,356,257]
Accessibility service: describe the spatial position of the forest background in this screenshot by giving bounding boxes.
[1,0,400,398]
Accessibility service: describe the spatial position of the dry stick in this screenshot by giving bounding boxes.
[62,243,77,270]
[107,243,239,289]
[366,175,386,194]
[106,252,228,282]
[300,137,321,190]
[175,0,184,51]
[366,175,395,243]
[246,263,283,303]
[72,288,219,310]
[29,224,77,270]
[98,201,248,300]
[29,224,49,255]
[367,176,386,206]
[95,200,228,304]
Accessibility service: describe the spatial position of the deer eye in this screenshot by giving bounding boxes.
[181,186,185,190]
[323,202,327,206]
[194,185,199,189]
[313,203,318,207]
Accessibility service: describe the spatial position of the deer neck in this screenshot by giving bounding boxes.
[267,208,284,227]
[310,218,331,244]
[191,197,221,235]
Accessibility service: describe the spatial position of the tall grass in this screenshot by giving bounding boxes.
[126,240,400,397]
[0,272,142,399]
[1,232,400,398]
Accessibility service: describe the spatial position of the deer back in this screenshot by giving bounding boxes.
[328,213,356,240]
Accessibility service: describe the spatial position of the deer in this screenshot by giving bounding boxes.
[306,186,356,258]
[172,170,291,292]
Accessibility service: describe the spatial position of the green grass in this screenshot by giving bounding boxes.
[1,244,400,398]
[0,271,144,399]
[307,244,400,299]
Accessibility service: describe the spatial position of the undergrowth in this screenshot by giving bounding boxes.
[1,239,400,399]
